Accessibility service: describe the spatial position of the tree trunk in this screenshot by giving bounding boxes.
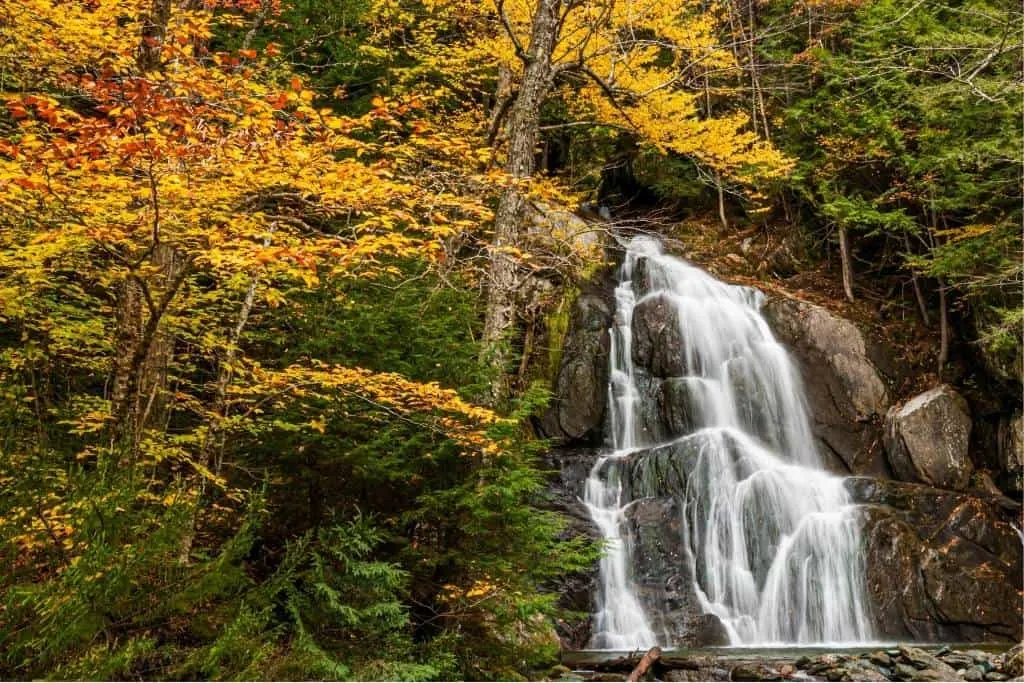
[838,223,855,302]
[938,277,949,376]
[138,0,172,72]
[903,232,931,326]
[704,75,729,232]
[627,647,662,682]
[480,0,561,407]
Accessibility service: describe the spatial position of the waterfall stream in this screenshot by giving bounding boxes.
[585,236,872,649]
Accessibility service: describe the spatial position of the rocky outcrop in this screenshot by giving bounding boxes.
[884,385,974,491]
[539,289,614,445]
[762,296,893,475]
[847,477,1022,642]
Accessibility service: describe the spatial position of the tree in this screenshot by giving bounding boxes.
[459,0,791,404]
[1,1,594,678]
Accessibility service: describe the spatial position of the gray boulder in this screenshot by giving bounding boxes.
[884,385,973,490]
[762,296,892,475]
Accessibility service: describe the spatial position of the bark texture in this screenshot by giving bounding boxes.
[481,0,562,406]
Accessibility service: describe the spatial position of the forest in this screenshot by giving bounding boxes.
[0,0,1020,680]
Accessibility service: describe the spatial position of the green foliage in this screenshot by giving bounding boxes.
[0,256,588,681]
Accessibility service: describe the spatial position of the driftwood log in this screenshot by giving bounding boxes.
[626,646,662,682]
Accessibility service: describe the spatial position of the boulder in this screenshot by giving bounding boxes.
[631,293,686,377]
[884,385,973,490]
[848,477,1022,642]
[539,290,614,444]
[762,296,892,475]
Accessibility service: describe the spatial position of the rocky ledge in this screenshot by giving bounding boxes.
[553,643,1024,682]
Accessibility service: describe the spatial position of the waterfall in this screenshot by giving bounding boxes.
[584,235,872,649]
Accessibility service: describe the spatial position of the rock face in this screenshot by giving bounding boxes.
[539,287,614,445]
[1000,413,1023,493]
[848,476,1022,642]
[631,294,686,378]
[622,495,730,648]
[542,449,603,649]
[544,255,1021,650]
[762,296,893,475]
[884,385,974,491]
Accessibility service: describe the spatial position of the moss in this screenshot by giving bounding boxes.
[545,285,578,382]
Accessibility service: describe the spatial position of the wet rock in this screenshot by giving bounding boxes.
[884,385,974,490]
[854,481,1023,642]
[686,613,730,647]
[895,663,920,680]
[762,295,892,475]
[912,669,961,681]
[1005,644,1024,678]
[824,667,850,681]
[631,294,686,377]
[966,667,986,681]
[846,664,890,682]
[944,654,979,670]
[790,673,824,682]
[621,496,717,648]
[898,645,959,678]
[658,377,699,437]
[540,289,614,444]
[542,449,602,649]
[999,414,1023,493]
[870,652,895,668]
[985,673,1009,682]
[731,663,783,681]
[588,673,626,682]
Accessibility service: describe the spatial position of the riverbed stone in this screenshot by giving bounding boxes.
[1005,645,1024,678]
[884,385,974,490]
[731,663,783,681]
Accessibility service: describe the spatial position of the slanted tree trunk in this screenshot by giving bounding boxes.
[703,75,729,232]
[481,0,562,406]
[937,277,950,376]
[903,232,931,326]
[838,223,855,302]
[627,647,662,682]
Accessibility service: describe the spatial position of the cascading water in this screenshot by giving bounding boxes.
[584,235,873,649]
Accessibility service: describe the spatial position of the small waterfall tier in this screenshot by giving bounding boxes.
[584,236,873,649]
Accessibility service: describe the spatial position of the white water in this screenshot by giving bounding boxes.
[584,236,872,648]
